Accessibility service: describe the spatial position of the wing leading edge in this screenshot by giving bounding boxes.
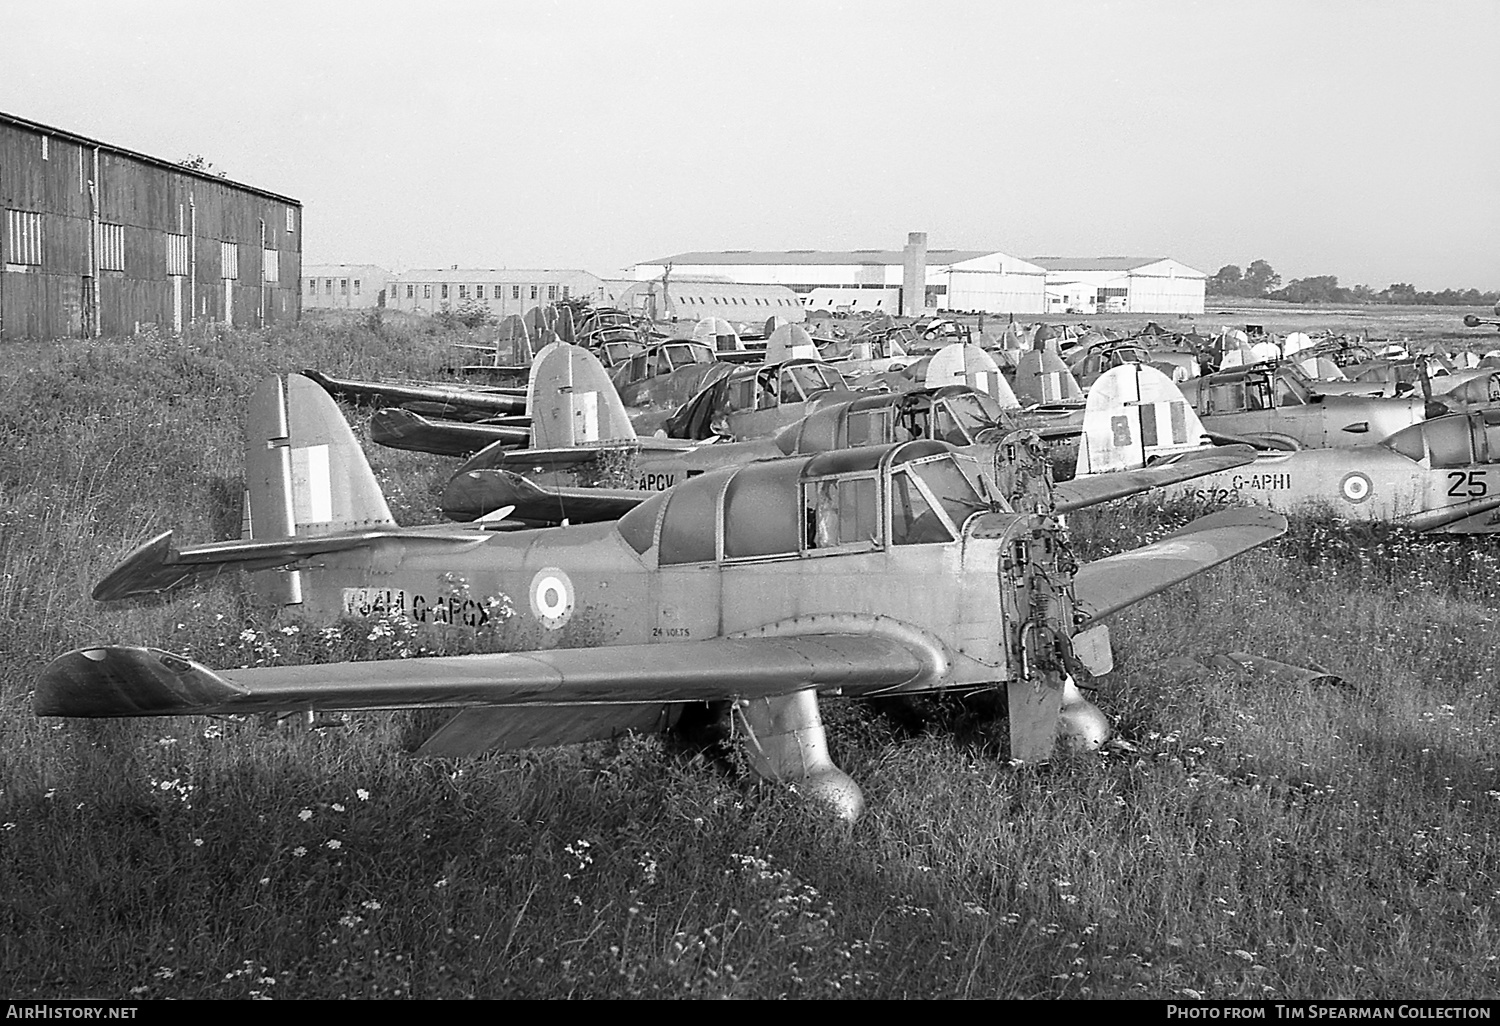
[34,634,930,719]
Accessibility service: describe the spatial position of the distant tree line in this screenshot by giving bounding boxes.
[1208,259,1498,306]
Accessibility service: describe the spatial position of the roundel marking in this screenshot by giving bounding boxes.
[529,567,575,629]
[1339,471,1373,504]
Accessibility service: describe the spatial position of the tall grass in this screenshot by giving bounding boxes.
[1,316,1497,999]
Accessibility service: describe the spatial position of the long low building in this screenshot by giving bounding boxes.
[613,276,805,325]
[302,264,391,309]
[386,268,611,315]
[1032,256,1206,315]
[632,239,1049,314]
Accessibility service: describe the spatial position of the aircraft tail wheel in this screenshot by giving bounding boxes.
[1056,675,1110,752]
[735,690,865,822]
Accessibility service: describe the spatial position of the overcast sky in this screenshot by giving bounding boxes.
[5,0,1496,290]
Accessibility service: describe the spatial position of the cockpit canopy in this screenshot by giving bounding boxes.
[1197,365,1311,413]
[1381,409,1500,468]
[618,342,716,385]
[776,387,1008,455]
[615,440,991,566]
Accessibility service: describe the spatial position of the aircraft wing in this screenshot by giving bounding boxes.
[442,470,650,524]
[1399,494,1500,533]
[457,437,699,474]
[1071,508,1287,626]
[35,634,929,721]
[370,408,530,457]
[91,528,489,601]
[1053,446,1257,512]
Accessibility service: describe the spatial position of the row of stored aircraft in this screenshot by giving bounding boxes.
[35,309,1498,821]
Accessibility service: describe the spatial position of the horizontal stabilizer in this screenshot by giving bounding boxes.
[442,470,650,524]
[1205,429,1299,452]
[1054,446,1257,512]
[370,409,531,457]
[35,635,930,718]
[302,370,526,414]
[92,527,489,601]
[1072,508,1287,626]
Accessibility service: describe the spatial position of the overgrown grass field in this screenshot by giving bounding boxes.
[1,312,1497,999]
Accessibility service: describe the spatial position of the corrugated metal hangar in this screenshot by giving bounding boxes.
[0,110,302,340]
[632,236,1049,315]
[1032,256,1206,315]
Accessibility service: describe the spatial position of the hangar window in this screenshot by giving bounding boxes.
[802,474,879,553]
[424,285,432,299]
[341,279,349,294]
[458,285,468,300]
[286,208,296,232]
[166,234,189,276]
[354,279,362,296]
[440,284,448,300]
[562,285,570,300]
[530,285,538,300]
[307,279,316,295]
[406,284,414,299]
[723,461,801,560]
[512,285,521,300]
[260,248,278,283]
[99,223,125,271]
[325,279,333,294]
[40,136,49,160]
[548,285,558,300]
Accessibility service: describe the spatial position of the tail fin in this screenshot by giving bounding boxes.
[1075,364,1212,476]
[922,341,1020,409]
[243,374,394,604]
[526,341,638,449]
[1013,348,1084,405]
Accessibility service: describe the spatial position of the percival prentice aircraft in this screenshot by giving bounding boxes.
[35,374,1286,820]
[1077,364,1500,534]
[441,351,1254,528]
[1175,362,1440,451]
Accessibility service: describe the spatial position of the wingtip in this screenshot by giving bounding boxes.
[91,531,182,601]
[35,646,247,718]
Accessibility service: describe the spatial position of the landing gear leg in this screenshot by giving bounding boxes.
[735,690,865,822]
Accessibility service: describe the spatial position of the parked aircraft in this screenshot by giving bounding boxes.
[1077,365,1500,533]
[36,372,1285,821]
[1176,362,1439,450]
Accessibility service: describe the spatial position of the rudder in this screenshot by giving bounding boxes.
[244,373,395,543]
[526,341,638,449]
[1076,364,1211,475]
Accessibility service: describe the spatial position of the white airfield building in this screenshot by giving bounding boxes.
[632,237,1050,315]
[1033,256,1206,315]
[634,240,1206,316]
